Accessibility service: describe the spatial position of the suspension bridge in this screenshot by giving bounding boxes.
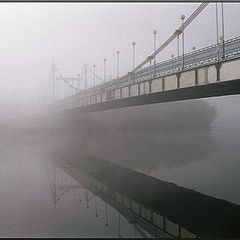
[47,2,240,114]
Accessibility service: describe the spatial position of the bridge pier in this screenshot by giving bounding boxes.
[149,80,152,93]
[215,62,222,82]
[162,77,165,91]
[203,66,209,84]
[195,69,198,85]
[177,73,181,88]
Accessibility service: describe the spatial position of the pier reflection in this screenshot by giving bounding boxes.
[45,152,240,238]
[44,159,172,238]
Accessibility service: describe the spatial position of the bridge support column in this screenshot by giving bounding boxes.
[128,86,131,97]
[195,69,198,85]
[177,73,181,88]
[204,66,209,84]
[215,62,222,82]
[112,89,115,100]
[120,88,122,98]
[138,83,140,95]
[149,81,152,93]
[162,77,165,91]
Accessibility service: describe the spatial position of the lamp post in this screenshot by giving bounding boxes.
[84,64,87,91]
[77,73,80,90]
[221,3,225,59]
[93,64,96,88]
[171,54,174,71]
[132,41,136,70]
[116,51,120,85]
[220,35,223,59]
[181,14,185,69]
[153,30,157,75]
[132,41,136,82]
[175,29,180,70]
[215,3,220,61]
[192,46,196,64]
[103,58,106,82]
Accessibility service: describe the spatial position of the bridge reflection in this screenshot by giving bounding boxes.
[44,153,240,238]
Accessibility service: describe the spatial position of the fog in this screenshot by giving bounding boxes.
[0,0,240,201]
[0,3,240,104]
[0,2,240,237]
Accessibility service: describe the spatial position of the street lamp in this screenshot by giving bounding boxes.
[181,14,185,69]
[153,30,157,75]
[77,73,80,90]
[93,64,96,88]
[175,29,181,70]
[192,46,196,64]
[171,54,174,71]
[116,51,120,84]
[132,41,136,70]
[103,58,106,82]
[84,64,87,91]
[215,3,220,61]
[221,3,225,59]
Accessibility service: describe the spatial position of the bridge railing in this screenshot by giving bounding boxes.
[54,35,240,112]
[109,36,240,89]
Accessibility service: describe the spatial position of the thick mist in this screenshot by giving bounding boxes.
[55,100,217,171]
[0,2,240,238]
[0,3,240,103]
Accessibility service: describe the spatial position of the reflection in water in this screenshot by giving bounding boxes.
[44,156,150,238]
[0,144,144,238]
[45,157,183,238]
[47,152,240,238]
[1,96,240,237]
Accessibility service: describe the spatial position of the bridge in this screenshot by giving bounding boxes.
[46,2,240,115]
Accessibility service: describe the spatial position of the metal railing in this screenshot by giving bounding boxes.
[56,35,240,107]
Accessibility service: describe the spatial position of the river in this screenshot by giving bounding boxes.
[0,95,239,237]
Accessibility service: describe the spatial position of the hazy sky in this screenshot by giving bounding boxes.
[0,2,240,106]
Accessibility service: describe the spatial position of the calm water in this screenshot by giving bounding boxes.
[0,95,240,237]
[0,145,144,238]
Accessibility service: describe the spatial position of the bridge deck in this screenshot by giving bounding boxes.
[53,36,240,114]
[61,78,240,114]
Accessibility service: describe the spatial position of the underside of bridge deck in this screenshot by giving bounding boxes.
[61,78,240,115]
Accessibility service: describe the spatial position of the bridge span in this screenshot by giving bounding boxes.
[53,36,240,114]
